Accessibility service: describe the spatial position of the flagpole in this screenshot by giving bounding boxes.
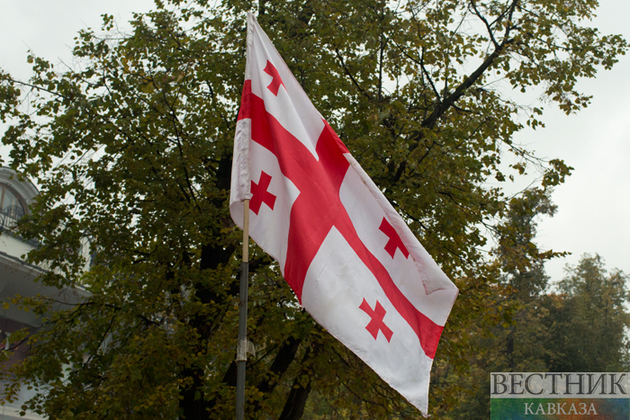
[236,199,250,420]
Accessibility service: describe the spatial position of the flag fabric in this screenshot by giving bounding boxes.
[230,13,459,416]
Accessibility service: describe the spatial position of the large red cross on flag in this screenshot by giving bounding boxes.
[230,13,458,416]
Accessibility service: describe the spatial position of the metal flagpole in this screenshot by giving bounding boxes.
[236,199,250,420]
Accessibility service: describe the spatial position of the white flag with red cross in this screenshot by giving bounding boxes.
[230,13,459,416]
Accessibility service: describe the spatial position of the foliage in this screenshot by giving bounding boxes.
[0,0,626,418]
[443,254,630,419]
[548,254,630,371]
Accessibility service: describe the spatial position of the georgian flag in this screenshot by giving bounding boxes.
[230,13,458,416]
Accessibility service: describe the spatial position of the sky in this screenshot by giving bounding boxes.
[516,0,630,283]
[1,0,628,284]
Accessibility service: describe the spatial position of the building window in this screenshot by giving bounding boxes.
[0,183,27,229]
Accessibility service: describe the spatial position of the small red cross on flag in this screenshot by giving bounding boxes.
[263,61,285,96]
[250,171,276,214]
[230,13,458,416]
[359,298,394,342]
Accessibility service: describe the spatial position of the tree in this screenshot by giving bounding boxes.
[546,254,630,372]
[438,257,630,416]
[0,0,626,418]
[435,186,557,419]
